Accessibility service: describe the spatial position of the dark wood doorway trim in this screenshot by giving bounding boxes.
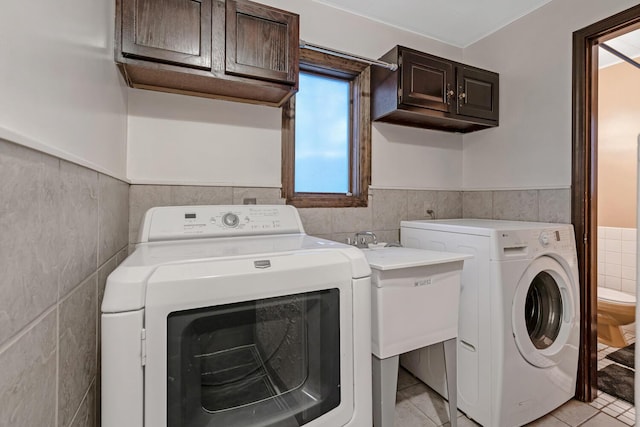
[572,4,640,402]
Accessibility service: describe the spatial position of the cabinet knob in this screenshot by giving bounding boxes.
[459,92,466,99]
[446,84,455,104]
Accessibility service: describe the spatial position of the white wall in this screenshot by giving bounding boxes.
[0,0,128,179]
[127,90,282,187]
[372,123,462,189]
[461,0,639,190]
[126,0,463,189]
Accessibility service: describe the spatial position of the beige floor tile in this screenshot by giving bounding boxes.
[551,400,599,426]
[394,400,438,427]
[453,415,482,427]
[617,413,635,426]
[580,413,628,426]
[398,383,456,425]
[525,414,571,426]
[397,367,420,391]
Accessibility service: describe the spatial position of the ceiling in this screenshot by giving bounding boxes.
[311,0,640,67]
[599,29,640,68]
[311,0,553,47]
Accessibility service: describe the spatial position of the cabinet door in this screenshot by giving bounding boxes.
[225,0,299,85]
[400,50,455,112]
[456,66,499,121]
[121,0,212,70]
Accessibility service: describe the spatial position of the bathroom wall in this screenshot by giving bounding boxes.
[598,227,637,295]
[597,57,640,229]
[596,56,640,297]
[0,139,129,427]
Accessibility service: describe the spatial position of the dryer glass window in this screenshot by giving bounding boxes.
[166,289,341,427]
[525,271,563,349]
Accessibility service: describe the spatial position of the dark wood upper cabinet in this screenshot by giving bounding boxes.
[225,0,298,84]
[372,46,499,133]
[456,65,499,121]
[121,0,212,70]
[400,50,454,113]
[115,0,299,107]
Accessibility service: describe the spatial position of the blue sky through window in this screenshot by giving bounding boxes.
[295,72,350,193]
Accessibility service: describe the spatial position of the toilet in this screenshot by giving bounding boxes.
[597,287,636,347]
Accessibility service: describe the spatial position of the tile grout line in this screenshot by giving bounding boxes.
[66,377,96,427]
[56,304,60,427]
[0,304,57,356]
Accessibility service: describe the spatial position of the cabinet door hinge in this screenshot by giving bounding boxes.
[141,328,147,366]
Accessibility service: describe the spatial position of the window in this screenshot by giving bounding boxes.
[282,50,371,208]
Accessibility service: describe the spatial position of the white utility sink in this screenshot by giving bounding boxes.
[362,246,471,427]
[363,246,470,359]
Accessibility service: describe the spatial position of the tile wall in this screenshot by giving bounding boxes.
[128,185,285,245]
[462,189,571,223]
[0,139,129,427]
[128,187,571,246]
[128,186,464,245]
[0,139,573,427]
[598,226,637,295]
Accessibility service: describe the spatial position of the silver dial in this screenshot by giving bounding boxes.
[222,213,240,228]
[539,232,550,246]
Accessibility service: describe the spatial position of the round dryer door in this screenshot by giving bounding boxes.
[512,256,577,368]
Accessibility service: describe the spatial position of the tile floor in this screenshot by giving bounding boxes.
[393,323,636,426]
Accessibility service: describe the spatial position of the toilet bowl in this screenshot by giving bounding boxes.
[597,287,636,347]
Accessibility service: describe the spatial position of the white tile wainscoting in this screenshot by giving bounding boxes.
[598,226,637,295]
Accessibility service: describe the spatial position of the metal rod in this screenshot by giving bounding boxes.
[299,40,398,71]
[600,43,640,70]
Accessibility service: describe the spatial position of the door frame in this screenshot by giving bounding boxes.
[571,3,640,401]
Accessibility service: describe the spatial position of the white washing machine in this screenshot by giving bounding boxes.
[400,219,580,427]
[101,205,372,427]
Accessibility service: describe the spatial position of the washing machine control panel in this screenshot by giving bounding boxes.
[496,227,576,260]
[140,205,304,242]
[532,229,575,253]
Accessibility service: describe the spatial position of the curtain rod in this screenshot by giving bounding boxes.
[299,40,398,71]
[600,43,640,70]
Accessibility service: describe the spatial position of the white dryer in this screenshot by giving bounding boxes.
[400,219,580,427]
[102,205,372,427]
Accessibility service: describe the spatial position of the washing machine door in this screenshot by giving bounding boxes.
[512,255,577,368]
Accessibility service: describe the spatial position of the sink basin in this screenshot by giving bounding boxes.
[363,247,471,359]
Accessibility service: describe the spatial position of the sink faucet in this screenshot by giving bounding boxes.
[352,231,378,248]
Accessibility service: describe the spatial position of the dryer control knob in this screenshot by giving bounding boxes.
[539,232,550,246]
[222,213,240,228]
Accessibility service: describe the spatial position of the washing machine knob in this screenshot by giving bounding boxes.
[222,212,240,228]
[539,232,550,246]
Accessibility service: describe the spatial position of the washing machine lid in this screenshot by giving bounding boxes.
[400,219,563,236]
[598,287,636,304]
